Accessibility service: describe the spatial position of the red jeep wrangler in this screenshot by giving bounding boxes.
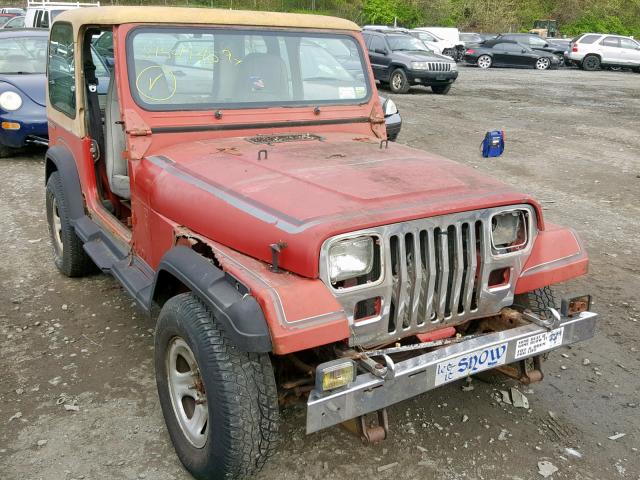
[44,7,597,480]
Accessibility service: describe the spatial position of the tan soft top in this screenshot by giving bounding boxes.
[55,6,360,31]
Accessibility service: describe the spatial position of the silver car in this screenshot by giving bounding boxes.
[567,33,640,71]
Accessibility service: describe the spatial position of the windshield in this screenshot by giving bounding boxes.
[0,36,47,74]
[387,35,429,52]
[127,27,370,111]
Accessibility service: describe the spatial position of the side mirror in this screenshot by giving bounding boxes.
[374,48,387,55]
[522,48,527,53]
[544,43,549,47]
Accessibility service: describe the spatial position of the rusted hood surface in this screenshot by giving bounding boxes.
[145,132,540,277]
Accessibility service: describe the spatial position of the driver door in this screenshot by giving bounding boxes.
[367,35,391,82]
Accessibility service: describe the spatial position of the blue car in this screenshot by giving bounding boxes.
[0,28,49,156]
[0,28,110,157]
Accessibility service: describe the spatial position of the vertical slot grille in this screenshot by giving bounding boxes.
[387,221,485,331]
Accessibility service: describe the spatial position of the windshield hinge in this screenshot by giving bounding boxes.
[126,127,152,137]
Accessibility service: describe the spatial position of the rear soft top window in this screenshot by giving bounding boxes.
[126,27,371,112]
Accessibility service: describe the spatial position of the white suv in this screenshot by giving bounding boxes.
[567,33,640,71]
[24,0,99,29]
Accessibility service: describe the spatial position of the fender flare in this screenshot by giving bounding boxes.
[45,145,85,221]
[152,246,272,353]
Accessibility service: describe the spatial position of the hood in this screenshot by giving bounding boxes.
[0,74,46,106]
[146,133,540,277]
[393,50,454,63]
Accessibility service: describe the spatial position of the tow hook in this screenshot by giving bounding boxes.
[340,408,389,444]
[522,307,562,330]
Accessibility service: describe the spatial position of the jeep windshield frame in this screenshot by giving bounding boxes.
[125,26,372,112]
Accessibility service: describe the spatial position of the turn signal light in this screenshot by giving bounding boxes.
[1,121,20,130]
[316,359,356,392]
[560,295,591,317]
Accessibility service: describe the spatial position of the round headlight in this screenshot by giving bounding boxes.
[383,98,398,116]
[0,91,23,111]
[328,236,375,284]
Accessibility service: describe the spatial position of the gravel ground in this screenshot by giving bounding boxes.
[1,65,639,480]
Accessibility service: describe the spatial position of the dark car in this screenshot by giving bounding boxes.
[464,40,560,70]
[0,28,110,157]
[487,34,567,63]
[303,37,402,139]
[362,28,458,94]
[379,94,401,140]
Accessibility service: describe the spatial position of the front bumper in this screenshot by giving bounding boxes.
[0,114,48,148]
[307,311,597,433]
[407,70,458,85]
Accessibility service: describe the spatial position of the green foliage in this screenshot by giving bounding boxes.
[361,0,423,27]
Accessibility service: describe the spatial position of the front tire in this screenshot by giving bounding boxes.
[45,171,94,277]
[0,142,15,158]
[155,293,279,480]
[535,57,551,70]
[389,68,410,94]
[582,55,601,71]
[431,84,452,95]
[477,54,492,69]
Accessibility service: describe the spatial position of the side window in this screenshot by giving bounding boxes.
[361,33,372,49]
[620,38,638,49]
[579,34,600,44]
[40,10,49,28]
[529,36,546,47]
[601,36,619,48]
[48,22,76,118]
[503,43,523,52]
[370,36,385,52]
[34,10,42,27]
[492,42,508,52]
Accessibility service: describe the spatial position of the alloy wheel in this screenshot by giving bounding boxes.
[166,337,209,448]
[477,55,492,69]
[392,72,403,91]
[50,198,63,256]
[536,57,551,70]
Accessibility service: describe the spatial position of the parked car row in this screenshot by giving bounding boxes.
[462,30,640,72]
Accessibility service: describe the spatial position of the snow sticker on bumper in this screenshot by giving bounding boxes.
[434,343,508,386]
[515,327,564,359]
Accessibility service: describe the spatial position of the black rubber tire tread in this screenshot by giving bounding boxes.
[582,54,601,71]
[155,293,279,480]
[0,143,13,158]
[431,84,452,95]
[389,68,410,94]
[514,286,557,317]
[45,171,94,277]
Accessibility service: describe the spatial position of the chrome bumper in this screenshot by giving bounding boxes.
[307,311,597,433]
